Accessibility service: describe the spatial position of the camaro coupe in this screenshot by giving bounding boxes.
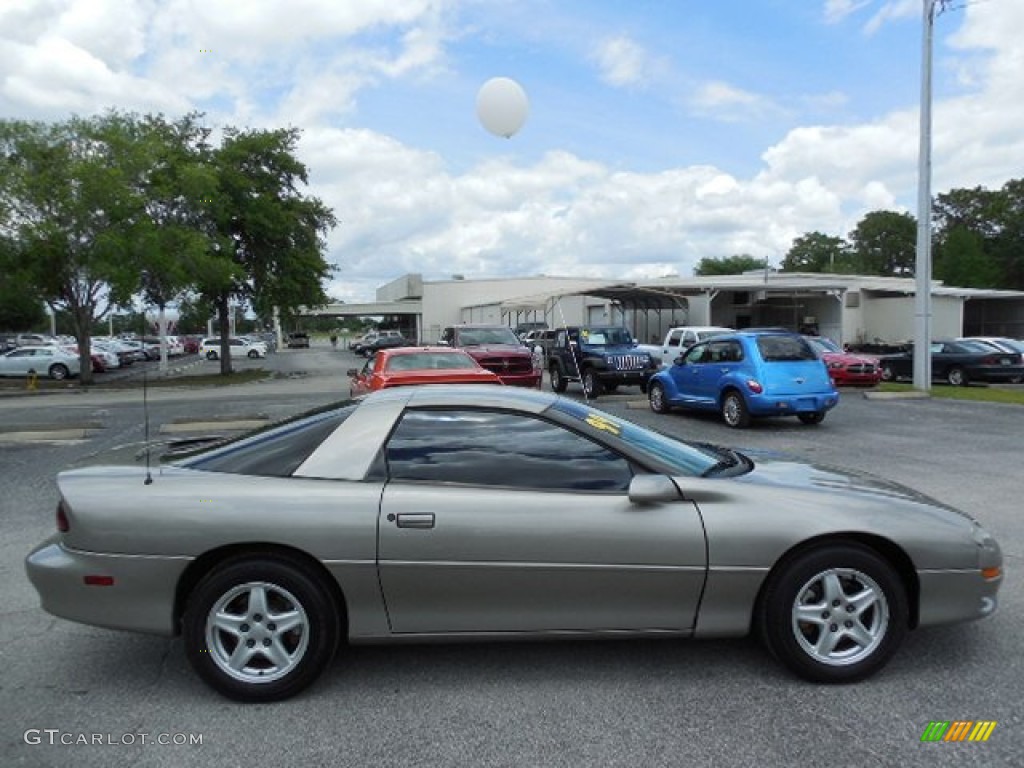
[804,337,882,387]
[26,386,1002,702]
[347,346,501,397]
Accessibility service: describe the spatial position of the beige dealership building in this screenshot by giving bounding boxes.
[316,271,1024,346]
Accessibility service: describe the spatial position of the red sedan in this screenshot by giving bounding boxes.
[347,347,502,397]
[805,336,882,386]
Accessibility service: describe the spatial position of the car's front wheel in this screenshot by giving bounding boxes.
[183,556,340,702]
[649,382,670,414]
[550,364,567,393]
[946,366,967,387]
[581,369,601,398]
[798,411,826,425]
[48,364,70,380]
[206,351,218,361]
[758,544,908,683]
[247,350,259,359]
[721,390,750,428]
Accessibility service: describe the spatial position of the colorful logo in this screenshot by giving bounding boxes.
[920,721,997,742]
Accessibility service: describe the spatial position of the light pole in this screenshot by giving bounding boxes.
[913,0,948,391]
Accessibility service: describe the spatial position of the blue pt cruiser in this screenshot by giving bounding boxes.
[648,330,839,428]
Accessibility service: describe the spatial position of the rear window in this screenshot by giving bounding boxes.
[175,403,357,477]
[755,335,817,362]
[386,352,477,371]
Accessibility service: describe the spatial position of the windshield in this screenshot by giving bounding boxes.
[457,327,521,346]
[806,337,841,354]
[580,327,634,345]
[548,399,723,477]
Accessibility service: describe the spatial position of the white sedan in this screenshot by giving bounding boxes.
[0,346,81,380]
[200,337,267,360]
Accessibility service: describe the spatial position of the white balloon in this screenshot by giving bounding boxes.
[476,77,529,138]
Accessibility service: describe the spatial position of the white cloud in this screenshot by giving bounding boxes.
[690,80,778,123]
[823,0,872,25]
[591,35,654,88]
[864,0,918,36]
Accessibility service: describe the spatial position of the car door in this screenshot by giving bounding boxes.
[0,349,36,375]
[667,342,714,405]
[376,408,707,634]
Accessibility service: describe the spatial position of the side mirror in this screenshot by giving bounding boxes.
[673,356,685,366]
[346,369,358,376]
[628,475,681,505]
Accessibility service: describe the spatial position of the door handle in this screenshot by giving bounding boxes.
[395,513,435,529]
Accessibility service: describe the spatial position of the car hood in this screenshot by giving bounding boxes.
[466,344,530,356]
[734,448,973,521]
[580,344,641,353]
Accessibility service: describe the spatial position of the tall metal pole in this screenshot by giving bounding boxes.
[913,0,936,391]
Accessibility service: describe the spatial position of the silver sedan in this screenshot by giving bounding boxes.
[0,346,80,379]
[25,386,1003,701]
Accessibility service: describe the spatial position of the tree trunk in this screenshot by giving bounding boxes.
[216,294,232,375]
[73,305,94,386]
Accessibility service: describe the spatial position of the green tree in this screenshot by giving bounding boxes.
[198,126,337,373]
[849,210,917,276]
[781,232,851,273]
[694,254,768,276]
[0,235,48,331]
[933,226,1000,288]
[0,115,143,383]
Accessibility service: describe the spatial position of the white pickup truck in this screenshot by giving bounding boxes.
[636,326,733,367]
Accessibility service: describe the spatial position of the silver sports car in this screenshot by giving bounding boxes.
[26,386,1003,702]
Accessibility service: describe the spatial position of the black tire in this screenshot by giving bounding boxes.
[798,411,825,425]
[247,350,259,359]
[183,556,340,702]
[48,363,70,381]
[758,544,908,684]
[880,364,895,382]
[649,382,670,414]
[581,368,601,398]
[550,364,567,393]
[206,351,218,361]
[721,390,750,428]
[946,366,967,387]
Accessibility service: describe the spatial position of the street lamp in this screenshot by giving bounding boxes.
[914,0,951,391]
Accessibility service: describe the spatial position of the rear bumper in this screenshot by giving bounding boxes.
[747,391,839,416]
[25,537,189,636]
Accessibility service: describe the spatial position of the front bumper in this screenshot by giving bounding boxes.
[25,536,190,636]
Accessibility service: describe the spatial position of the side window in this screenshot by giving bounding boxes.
[667,330,683,347]
[555,330,567,347]
[385,409,633,492]
[684,343,707,364]
[682,331,695,346]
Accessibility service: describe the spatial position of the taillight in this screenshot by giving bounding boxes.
[746,379,764,394]
[56,500,70,532]
[982,356,1001,365]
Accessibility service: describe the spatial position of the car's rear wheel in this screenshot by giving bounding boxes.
[798,411,825,425]
[550,364,567,393]
[721,390,750,428]
[183,557,339,702]
[48,364,70,380]
[206,351,218,361]
[581,369,601,398]
[759,544,908,683]
[946,366,967,387]
[649,382,670,414]
[247,350,259,359]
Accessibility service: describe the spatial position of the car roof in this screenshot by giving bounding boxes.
[366,383,556,413]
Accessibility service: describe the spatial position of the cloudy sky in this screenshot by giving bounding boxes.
[2,0,1021,301]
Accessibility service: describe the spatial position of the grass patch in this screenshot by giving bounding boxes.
[877,381,1024,405]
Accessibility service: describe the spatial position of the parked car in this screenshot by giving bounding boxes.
[286,332,310,349]
[548,325,657,397]
[0,346,81,380]
[200,337,267,360]
[25,385,1002,702]
[521,329,558,359]
[876,340,1024,386]
[182,336,202,355]
[804,336,882,387]
[360,333,409,358]
[440,324,541,387]
[959,337,1024,383]
[143,336,186,357]
[352,330,404,355]
[93,339,136,367]
[648,330,839,427]
[347,347,501,397]
[636,326,734,368]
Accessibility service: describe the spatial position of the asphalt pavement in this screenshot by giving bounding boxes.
[1,342,1021,767]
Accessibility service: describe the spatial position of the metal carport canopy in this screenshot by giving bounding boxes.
[498,283,689,312]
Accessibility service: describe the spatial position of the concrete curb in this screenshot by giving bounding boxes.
[862,390,931,400]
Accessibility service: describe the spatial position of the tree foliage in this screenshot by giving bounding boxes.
[694,254,768,276]
[849,210,917,277]
[781,232,851,273]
